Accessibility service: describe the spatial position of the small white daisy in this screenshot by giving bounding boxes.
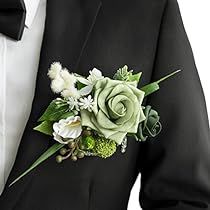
[79,95,95,112]
[67,97,80,111]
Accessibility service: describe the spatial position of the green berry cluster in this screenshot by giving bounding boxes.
[56,128,118,163]
[56,140,85,163]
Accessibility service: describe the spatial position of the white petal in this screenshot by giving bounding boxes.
[90,68,103,77]
[53,122,61,134]
[87,95,93,101]
[53,116,82,141]
[53,132,67,144]
[65,126,82,139]
[79,85,93,96]
[76,76,91,86]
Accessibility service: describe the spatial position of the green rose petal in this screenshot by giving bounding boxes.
[92,88,101,115]
[108,95,128,119]
[97,110,118,129]
[97,87,113,117]
[81,78,145,144]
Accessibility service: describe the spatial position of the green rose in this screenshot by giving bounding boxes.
[80,78,146,144]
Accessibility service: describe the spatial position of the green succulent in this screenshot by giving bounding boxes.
[136,105,162,141]
[94,138,117,159]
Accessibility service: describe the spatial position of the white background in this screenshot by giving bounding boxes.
[128,1,210,209]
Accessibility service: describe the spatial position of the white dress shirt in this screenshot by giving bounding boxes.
[0,0,46,194]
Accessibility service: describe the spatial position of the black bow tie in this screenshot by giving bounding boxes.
[0,0,26,40]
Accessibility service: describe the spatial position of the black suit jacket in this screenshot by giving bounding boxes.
[0,0,210,209]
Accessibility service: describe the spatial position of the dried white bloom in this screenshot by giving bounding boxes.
[61,87,80,99]
[49,63,80,98]
[48,62,62,79]
[50,76,65,93]
[79,95,95,112]
[60,69,77,89]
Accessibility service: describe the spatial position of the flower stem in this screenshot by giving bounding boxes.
[157,69,181,84]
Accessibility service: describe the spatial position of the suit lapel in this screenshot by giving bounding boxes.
[43,0,102,71]
[74,0,102,70]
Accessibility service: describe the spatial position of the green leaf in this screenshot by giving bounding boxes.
[9,143,65,187]
[38,99,69,122]
[76,81,86,90]
[140,82,160,97]
[33,121,53,136]
[128,72,142,83]
[57,111,74,120]
[141,69,181,97]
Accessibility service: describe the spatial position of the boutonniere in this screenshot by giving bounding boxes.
[10,63,181,186]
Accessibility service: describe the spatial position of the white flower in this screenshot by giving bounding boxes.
[75,68,103,97]
[79,95,95,112]
[76,76,93,96]
[53,116,82,144]
[67,97,79,111]
[87,68,104,85]
[48,62,62,79]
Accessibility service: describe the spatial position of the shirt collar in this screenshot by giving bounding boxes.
[24,0,41,28]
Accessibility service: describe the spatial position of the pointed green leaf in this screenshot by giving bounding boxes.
[141,69,181,97]
[140,82,160,97]
[128,72,142,83]
[57,111,74,120]
[33,121,53,136]
[76,81,87,90]
[9,143,65,187]
[38,99,69,122]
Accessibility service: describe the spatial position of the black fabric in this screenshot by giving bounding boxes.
[0,0,26,40]
[0,0,210,209]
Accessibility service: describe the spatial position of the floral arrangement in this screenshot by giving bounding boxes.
[10,63,180,186]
